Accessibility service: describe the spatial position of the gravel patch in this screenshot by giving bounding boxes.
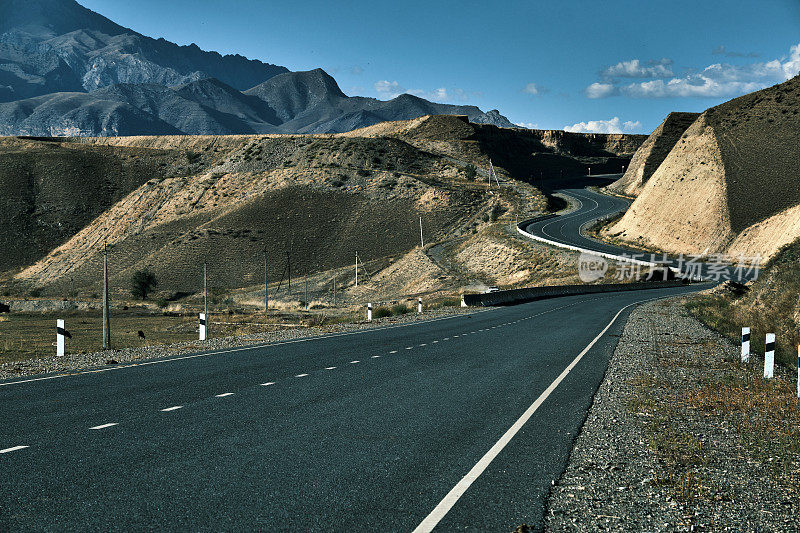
[0,306,481,381]
[545,298,800,532]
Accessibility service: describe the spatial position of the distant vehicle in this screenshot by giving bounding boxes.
[484,286,500,293]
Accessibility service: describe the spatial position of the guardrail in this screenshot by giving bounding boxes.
[462,280,689,307]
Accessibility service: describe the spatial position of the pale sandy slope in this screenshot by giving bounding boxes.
[604,75,800,261]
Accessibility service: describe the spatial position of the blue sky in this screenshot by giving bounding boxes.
[80,0,800,133]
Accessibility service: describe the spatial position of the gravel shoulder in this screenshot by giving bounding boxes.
[0,306,480,381]
[545,298,800,532]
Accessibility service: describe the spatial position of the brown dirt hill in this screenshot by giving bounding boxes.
[3,114,645,296]
[0,136,207,272]
[604,75,800,260]
[349,115,645,183]
[607,112,700,196]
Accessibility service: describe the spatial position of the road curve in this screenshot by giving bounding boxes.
[521,178,755,282]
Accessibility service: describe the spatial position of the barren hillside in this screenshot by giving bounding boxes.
[606,112,699,196]
[604,75,800,260]
[2,114,644,297]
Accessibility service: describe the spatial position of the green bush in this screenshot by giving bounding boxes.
[374,306,392,318]
[391,303,410,315]
[130,269,158,300]
[464,164,477,180]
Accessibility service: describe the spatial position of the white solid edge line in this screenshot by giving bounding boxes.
[0,307,494,389]
[412,298,644,533]
[161,405,183,412]
[0,445,29,454]
[89,423,118,430]
[215,392,234,397]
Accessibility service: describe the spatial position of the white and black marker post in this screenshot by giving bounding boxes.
[367,303,372,321]
[461,294,467,308]
[418,297,422,314]
[199,313,207,341]
[56,319,66,357]
[741,327,750,362]
[764,333,775,379]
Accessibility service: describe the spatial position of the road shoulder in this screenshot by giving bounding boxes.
[544,298,800,531]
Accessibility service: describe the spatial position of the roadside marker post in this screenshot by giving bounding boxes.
[367,303,372,322]
[764,333,775,379]
[741,327,750,362]
[418,297,423,314]
[56,319,66,357]
[461,295,467,308]
[199,313,207,341]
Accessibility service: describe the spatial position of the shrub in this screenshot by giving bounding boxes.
[130,269,158,300]
[464,164,477,180]
[29,287,42,298]
[156,298,169,309]
[374,306,392,318]
[357,168,371,177]
[391,303,410,315]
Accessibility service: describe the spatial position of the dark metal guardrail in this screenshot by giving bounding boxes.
[462,280,689,307]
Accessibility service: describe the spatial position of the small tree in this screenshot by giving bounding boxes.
[131,269,158,300]
[464,164,477,180]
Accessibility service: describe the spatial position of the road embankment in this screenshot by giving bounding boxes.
[544,298,800,531]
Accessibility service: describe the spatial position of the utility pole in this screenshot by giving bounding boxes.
[286,251,292,299]
[102,242,110,350]
[264,250,269,313]
[203,262,208,334]
[419,216,424,248]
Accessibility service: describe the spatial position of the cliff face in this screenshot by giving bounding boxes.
[604,75,800,261]
[607,112,699,196]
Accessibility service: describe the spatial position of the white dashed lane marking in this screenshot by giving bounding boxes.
[350,360,360,364]
[432,340,439,344]
[161,405,183,412]
[261,382,276,386]
[419,343,427,347]
[325,367,337,370]
[389,350,398,354]
[0,446,28,454]
[371,355,380,358]
[89,423,118,430]
[295,374,309,378]
[405,347,413,350]
[215,392,235,398]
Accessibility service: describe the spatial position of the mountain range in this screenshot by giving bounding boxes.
[0,0,515,135]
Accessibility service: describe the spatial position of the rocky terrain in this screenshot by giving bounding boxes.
[604,74,800,261]
[0,0,515,135]
[0,114,644,301]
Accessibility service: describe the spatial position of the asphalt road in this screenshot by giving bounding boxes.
[0,284,706,532]
[522,180,758,282]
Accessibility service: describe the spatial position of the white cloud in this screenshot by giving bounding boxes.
[374,80,405,98]
[588,42,800,99]
[601,58,674,79]
[713,45,759,58]
[522,82,546,95]
[564,117,641,134]
[374,80,476,103]
[585,82,618,98]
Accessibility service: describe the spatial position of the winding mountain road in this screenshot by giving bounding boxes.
[0,180,709,531]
